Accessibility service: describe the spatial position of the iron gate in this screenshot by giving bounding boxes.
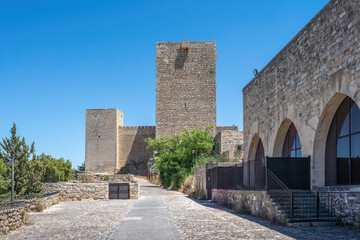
[109,183,129,199]
[267,157,310,190]
[206,165,243,200]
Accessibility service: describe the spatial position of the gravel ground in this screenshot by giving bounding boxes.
[2,199,135,240]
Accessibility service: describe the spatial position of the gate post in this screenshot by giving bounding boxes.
[316,192,320,220]
[290,191,294,222]
[265,156,268,191]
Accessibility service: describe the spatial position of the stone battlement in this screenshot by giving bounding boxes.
[119,126,156,130]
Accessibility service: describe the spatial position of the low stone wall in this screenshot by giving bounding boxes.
[315,186,360,226]
[212,189,286,224]
[44,181,140,200]
[0,192,61,212]
[24,192,61,212]
[77,173,134,182]
[194,164,207,199]
[44,182,108,201]
[0,206,25,235]
[130,183,140,199]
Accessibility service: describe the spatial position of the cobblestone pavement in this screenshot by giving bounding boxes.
[2,178,360,240]
[136,178,360,239]
[3,199,135,240]
[163,195,360,240]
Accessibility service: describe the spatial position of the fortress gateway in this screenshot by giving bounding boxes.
[85,41,242,174]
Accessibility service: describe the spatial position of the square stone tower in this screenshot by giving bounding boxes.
[85,109,123,172]
[155,41,217,137]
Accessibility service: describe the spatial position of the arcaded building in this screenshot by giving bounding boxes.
[242,0,359,189]
[85,41,242,173]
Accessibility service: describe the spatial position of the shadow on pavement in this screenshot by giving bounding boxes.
[185,196,360,240]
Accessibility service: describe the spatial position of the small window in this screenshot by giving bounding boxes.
[185,103,187,108]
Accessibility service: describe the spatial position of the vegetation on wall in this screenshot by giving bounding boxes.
[145,126,214,188]
[0,123,75,196]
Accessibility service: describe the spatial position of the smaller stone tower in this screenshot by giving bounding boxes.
[85,109,123,172]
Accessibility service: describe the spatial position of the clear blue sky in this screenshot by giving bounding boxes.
[0,0,328,168]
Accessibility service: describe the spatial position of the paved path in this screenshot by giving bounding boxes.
[110,196,182,240]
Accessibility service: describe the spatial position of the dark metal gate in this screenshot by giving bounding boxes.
[267,157,310,190]
[109,183,129,199]
[206,165,243,200]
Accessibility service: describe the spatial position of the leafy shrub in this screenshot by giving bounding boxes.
[37,153,74,182]
[146,126,214,189]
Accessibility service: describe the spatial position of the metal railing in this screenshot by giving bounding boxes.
[266,168,294,221]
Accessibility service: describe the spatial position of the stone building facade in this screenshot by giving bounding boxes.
[85,41,242,173]
[242,0,360,189]
[215,129,243,162]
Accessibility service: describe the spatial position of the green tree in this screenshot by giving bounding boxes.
[0,159,11,194]
[78,162,85,171]
[146,126,214,188]
[0,123,43,195]
[37,153,74,182]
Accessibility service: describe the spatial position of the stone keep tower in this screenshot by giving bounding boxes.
[155,41,217,137]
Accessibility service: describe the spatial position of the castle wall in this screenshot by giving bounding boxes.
[118,126,156,175]
[155,41,217,137]
[242,0,360,188]
[216,126,238,134]
[85,109,123,172]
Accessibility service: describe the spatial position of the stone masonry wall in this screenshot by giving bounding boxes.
[77,173,134,182]
[216,126,238,134]
[118,126,156,175]
[215,130,243,161]
[212,189,286,224]
[194,164,207,199]
[242,0,360,188]
[23,193,61,212]
[156,41,217,137]
[0,207,25,235]
[129,182,140,199]
[85,109,123,173]
[44,182,140,200]
[315,186,360,225]
[44,182,109,201]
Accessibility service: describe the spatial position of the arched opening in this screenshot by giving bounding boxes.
[254,139,266,189]
[272,118,293,157]
[326,96,360,185]
[270,119,309,190]
[282,123,302,157]
[245,134,266,190]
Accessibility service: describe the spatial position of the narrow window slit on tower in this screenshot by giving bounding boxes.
[185,103,187,108]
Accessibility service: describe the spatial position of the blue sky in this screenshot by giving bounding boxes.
[0,0,328,168]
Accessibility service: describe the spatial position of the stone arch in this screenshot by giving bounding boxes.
[247,133,261,161]
[313,93,359,187]
[272,118,298,157]
[245,133,266,189]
